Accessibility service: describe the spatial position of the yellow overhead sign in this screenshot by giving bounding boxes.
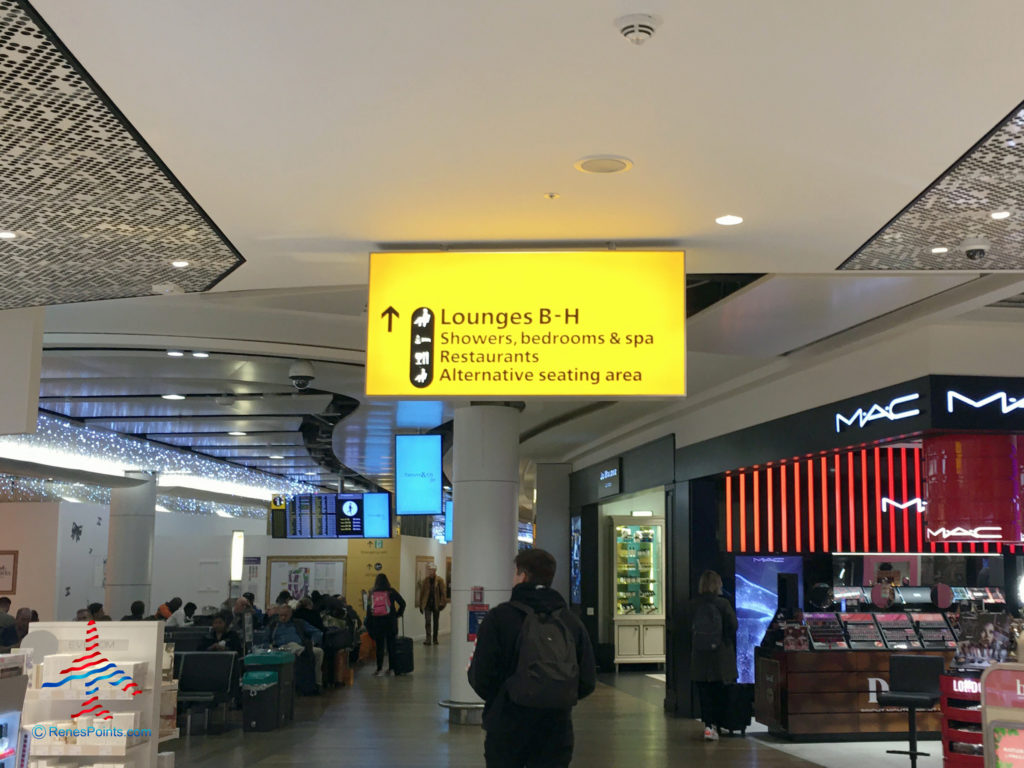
[366,250,686,397]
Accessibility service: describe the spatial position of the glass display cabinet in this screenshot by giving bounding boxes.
[610,517,666,669]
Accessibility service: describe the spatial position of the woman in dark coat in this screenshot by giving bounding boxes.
[689,569,738,741]
[365,574,406,676]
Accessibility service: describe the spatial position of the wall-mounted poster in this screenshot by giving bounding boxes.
[446,556,452,600]
[266,556,346,607]
[0,551,16,593]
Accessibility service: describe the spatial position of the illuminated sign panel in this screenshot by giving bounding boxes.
[834,393,920,432]
[366,251,686,396]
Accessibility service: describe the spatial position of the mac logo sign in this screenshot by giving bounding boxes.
[946,390,1024,415]
[926,526,1003,541]
[881,497,927,514]
[835,393,921,433]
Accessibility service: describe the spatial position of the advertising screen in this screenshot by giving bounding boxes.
[395,434,443,515]
[444,500,453,543]
[735,555,804,684]
[570,516,582,605]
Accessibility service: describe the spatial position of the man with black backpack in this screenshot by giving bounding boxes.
[468,549,596,768]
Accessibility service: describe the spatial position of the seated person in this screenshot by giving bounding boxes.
[88,602,111,621]
[0,608,32,651]
[183,602,198,624]
[156,597,186,627]
[200,610,243,655]
[121,601,146,621]
[242,592,264,628]
[294,597,325,632]
[231,597,254,636]
[268,604,323,689]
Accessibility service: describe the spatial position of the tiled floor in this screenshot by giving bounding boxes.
[170,639,823,767]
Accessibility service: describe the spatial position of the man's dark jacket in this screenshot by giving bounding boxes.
[468,583,597,732]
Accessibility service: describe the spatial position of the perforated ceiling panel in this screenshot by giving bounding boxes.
[0,0,244,309]
[841,101,1024,271]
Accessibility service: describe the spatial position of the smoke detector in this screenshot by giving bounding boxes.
[615,14,660,45]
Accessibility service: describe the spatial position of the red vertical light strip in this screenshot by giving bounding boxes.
[914,447,924,553]
[767,467,775,553]
[781,463,789,553]
[753,469,761,553]
[861,449,869,553]
[901,448,909,554]
[887,449,896,552]
[874,448,882,553]
[847,452,855,553]
[944,543,950,554]
[807,459,816,552]
[739,472,747,553]
[833,454,842,552]
[985,542,991,554]
[958,543,963,554]
[971,543,977,553]
[725,474,733,553]
[820,457,829,552]
[794,462,803,553]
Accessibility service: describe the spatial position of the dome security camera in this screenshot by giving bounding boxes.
[959,235,991,261]
[288,360,315,390]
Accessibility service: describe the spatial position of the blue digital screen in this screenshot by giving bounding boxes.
[362,492,391,538]
[735,555,804,684]
[570,516,582,605]
[444,500,453,543]
[395,434,443,515]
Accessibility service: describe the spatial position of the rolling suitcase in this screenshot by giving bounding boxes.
[719,683,753,735]
[391,617,414,675]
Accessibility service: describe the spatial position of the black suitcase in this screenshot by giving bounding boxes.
[719,683,753,735]
[391,617,414,675]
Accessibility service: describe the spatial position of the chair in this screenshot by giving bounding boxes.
[877,655,944,768]
[177,652,237,734]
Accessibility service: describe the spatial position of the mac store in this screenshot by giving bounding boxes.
[665,374,1024,739]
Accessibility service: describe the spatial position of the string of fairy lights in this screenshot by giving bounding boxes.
[0,414,322,518]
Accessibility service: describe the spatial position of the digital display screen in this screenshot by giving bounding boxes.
[735,555,804,684]
[570,515,582,605]
[952,587,972,601]
[444,500,453,543]
[896,587,932,604]
[395,434,443,515]
[281,492,391,539]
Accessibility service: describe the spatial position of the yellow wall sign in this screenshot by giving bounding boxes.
[366,250,686,396]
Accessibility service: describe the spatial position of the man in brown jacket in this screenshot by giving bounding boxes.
[417,564,447,645]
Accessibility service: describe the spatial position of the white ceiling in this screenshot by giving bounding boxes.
[11,1,1024,497]
[29,0,1024,289]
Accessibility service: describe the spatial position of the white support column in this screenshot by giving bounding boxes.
[534,463,572,600]
[106,473,156,619]
[0,307,43,435]
[447,404,519,723]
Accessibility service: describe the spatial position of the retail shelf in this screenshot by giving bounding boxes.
[28,740,149,757]
[26,688,149,701]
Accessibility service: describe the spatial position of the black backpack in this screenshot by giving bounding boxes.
[692,598,723,652]
[506,601,580,709]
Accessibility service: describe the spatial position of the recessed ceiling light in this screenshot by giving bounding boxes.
[171,260,190,268]
[191,351,209,358]
[991,211,1011,220]
[931,247,949,254]
[574,155,633,174]
[166,350,184,357]
[0,231,16,240]
[161,394,185,400]
[228,431,247,436]
[269,455,285,460]
[715,214,744,226]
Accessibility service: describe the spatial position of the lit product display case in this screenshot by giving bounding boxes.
[610,517,665,669]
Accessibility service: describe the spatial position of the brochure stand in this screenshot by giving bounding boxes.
[980,662,1024,768]
[18,622,165,768]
